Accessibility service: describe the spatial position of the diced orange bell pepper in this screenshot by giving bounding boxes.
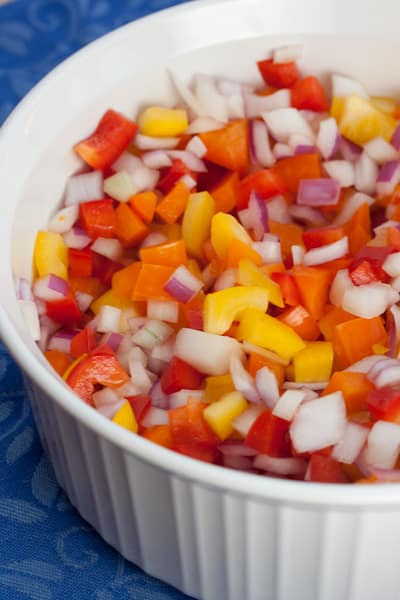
[247,353,285,388]
[129,191,158,223]
[131,263,175,301]
[270,272,301,306]
[269,221,304,258]
[291,265,332,320]
[70,326,97,359]
[333,316,388,369]
[140,239,188,267]
[169,402,219,462]
[387,226,400,250]
[318,305,356,341]
[226,239,263,268]
[44,350,73,377]
[237,169,287,210]
[272,153,321,193]
[155,180,190,224]
[112,262,142,298]
[322,371,374,414]
[344,203,371,255]
[69,276,104,299]
[142,425,173,448]
[210,171,239,213]
[199,119,249,173]
[278,305,320,341]
[115,202,149,247]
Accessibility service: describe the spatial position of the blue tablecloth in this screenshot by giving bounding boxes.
[0,1,193,598]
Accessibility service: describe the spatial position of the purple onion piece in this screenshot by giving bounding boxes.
[391,124,400,150]
[297,178,341,207]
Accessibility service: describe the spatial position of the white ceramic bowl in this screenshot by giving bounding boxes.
[2,1,400,598]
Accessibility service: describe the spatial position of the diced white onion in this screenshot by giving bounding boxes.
[365,421,400,469]
[19,300,40,341]
[364,136,399,164]
[272,389,307,421]
[64,170,104,206]
[323,160,355,187]
[262,108,314,143]
[342,282,399,318]
[147,299,179,324]
[303,236,349,266]
[135,133,180,150]
[96,305,121,333]
[48,206,79,234]
[331,422,369,463]
[91,237,123,261]
[175,328,242,376]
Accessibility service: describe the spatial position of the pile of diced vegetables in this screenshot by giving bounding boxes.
[18,45,400,484]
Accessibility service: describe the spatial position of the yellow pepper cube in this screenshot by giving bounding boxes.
[204,286,269,335]
[112,400,138,433]
[293,341,334,383]
[91,289,137,315]
[338,95,396,144]
[203,391,248,440]
[182,191,215,259]
[238,259,284,308]
[34,231,68,280]
[204,374,235,404]
[370,96,397,115]
[236,308,306,361]
[138,106,188,137]
[211,212,252,259]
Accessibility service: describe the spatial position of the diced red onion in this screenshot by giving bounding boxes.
[289,392,347,453]
[75,291,94,313]
[97,397,125,419]
[91,237,123,262]
[367,357,400,388]
[167,150,207,172]
[262,108,314,143]
[332,191,374,226]
[297,178,340,207]
[169,70,207,117]
[164,265,204,303]
[342,281,399,318]
[344,355,384,374]
[364,136,399,164]
[195,73,229,122]
[341,137,362,162]
[218,441,258,457]
[185,135,207,158]
[283,381,328,391]
[323,160,355,187]
[64,170,103,206]
[255,366,279,409]
[289,204,328,227]
[354,150,378,194]
[303,236,349,266]
[147,299,179,324]
[63,226,91,250]
[112,151,142,174]
[15,277,33,302]
[294,144,315,155]
[238,208,253,231]
[273,143,293,160]
[93,387,120,412]
[365,421,400,469]
[251,120,275,168]
[100,332,122,352]
[97,305,121,333]
[132,320,173,350]
[140,232,168,248]
[121,345,148,371]
[128,359,152,395]
[230,353,260,403]
[331,74,368,98]
[214,268,237,292]
[252,239,282,264]
[232,405,264,437]
[169,389,204,409]
[19,300,40,342]
[376,159,400,196]
[391,124,400,151]
[331,422,369,464]
[288,132,315,153]
[242,340,289,366]
[135,134,180,150]
[142,151,172,169]
[266,194,291,223]
[291,245,305,265]
[38,315,59,351]
[272,389,307,421]
[273,44,303,63]
[329,268,353,306]
[247,191,269,241]
[316,117,340,160]
[245,89,290,119]
[48,329,74,354]
[151,336,175,363]
[223,455,254,470]
[141,406,170,427]
[175,328,242,376]
[254,454,307,476]
[185,117,224,134]
[34,274,69,302]
[48,205,79,234]
[370,467,400,482]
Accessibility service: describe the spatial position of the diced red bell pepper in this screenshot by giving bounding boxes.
[169,402,219,463]
[92,253,123,286]
[237,169,287,210]
[70,326,97,358]
[349,247,392,286]
[257,59,299,89]
[246,408,291,457]
[66,345,130,404]
[367,387,400,424]
[80,199,116,240]
[68,247,93,277]
[291,76,329,112]
[271,272,301,306]
[161,357,204,394]
[74,109,138,170]
[127,395,151,423]
[158,159,192,195]
[308,454,350,483]
[303,226,346,250]
[46,294,83,327]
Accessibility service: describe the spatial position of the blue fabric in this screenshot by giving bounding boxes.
[0,1,193,598]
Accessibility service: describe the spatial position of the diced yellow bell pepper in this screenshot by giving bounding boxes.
[204,286,269,335]
[370,96,397,115]
[236,308,306,361]
[182,191,215,259]
[34,231,68,280]
[138,106,188,137]
[211,212,252,260]
[330,96,345,121]
[293,341,333,383]
[112,400,138,433]
[338,95,397,144]
[203,391,248,440]
[91,289,137,315]
[238,259,284,308]
[204,374,235,404]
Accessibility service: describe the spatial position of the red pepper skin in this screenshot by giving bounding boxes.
[257,59,299,89]
[127,395,151,423]
[161,357,204,394]
[70,326,97,358]
[246,409,291,457]
[46,294,83,327]
[158,159,192,195]
[291,76,329,112]
[68,248,93,277]
[349,256,391,286]
[367,387,400,424]
[237,169,287,210]
[169,402,219,463]
[303,227,346,250]
[309,454,350,483]
[74,109,138,170]
[271,272,301,306]
[80,199,116,240]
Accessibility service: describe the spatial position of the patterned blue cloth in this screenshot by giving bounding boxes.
[0,1,193,598]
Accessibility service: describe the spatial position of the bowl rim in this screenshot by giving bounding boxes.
[1,0,400,507]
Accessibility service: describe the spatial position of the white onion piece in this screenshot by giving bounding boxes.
[216,78,245,97]
[376,159,400,196]
[151,336,175,363]
[251,120,275,167]
[367,357,400,388]
[34,274,69,302]
[63,226,91,250]
[75,291,93,313]
[123,345,147,369]
[131,166,159,193]
[179,174,197,190]
[267,194,290,223]
[364,136,399,164]
[262,108,314,143]
[214,268,237,292]
[283,381,328,391]
[288,204,328,227]
[273,44,303,63]
[332,191,374,226]
[112,152,142,174]
[175,328,242,376]
[254,454,307,476]
[290,392,347,453]
[19,300,40,341]
[230,353,260,404]
[169,389,204,409]
[185,117,224,134]
[255,366,280,409]
[303,236,349,266]
[383,251,400,277]
[272,389,307,421]
[331,74,369,99]
[104,171,135,202]
[316,117,340,160]
[245,89,290,118]
[195,73,229,122]
[147,299,179,324]
[135,133,180,150]
[354,151,378,195]
[225,94,245,119]
[15,277,33,301]
[344,355,384,374]
[169,70,206,117]
[64,170,104,206]
[141,407,169,427]
[273,143,293,160]
[331,422,369,464]
[168,150,207,172]
[365,421,400,469]
[371,468,400,482]
[98,399,125,419]
[242,340,289,366]
[93,387,120,410]
[232,405,264,437]
[48,205,79,234]
[128,359,153,395]
[140,232,168,248]
[114,379,143,399]
[132,320,173,350]
[48,330,74,354]
[142,150,172,169]
[288,132,315,154]
[97,305,121,333]
[323,160,355,187]
[252,239,282,264]
[91,237,123,262]
[329,268,353,306]
[185,135,207,158]
[292,245,305,265]
[342,282,399,318]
